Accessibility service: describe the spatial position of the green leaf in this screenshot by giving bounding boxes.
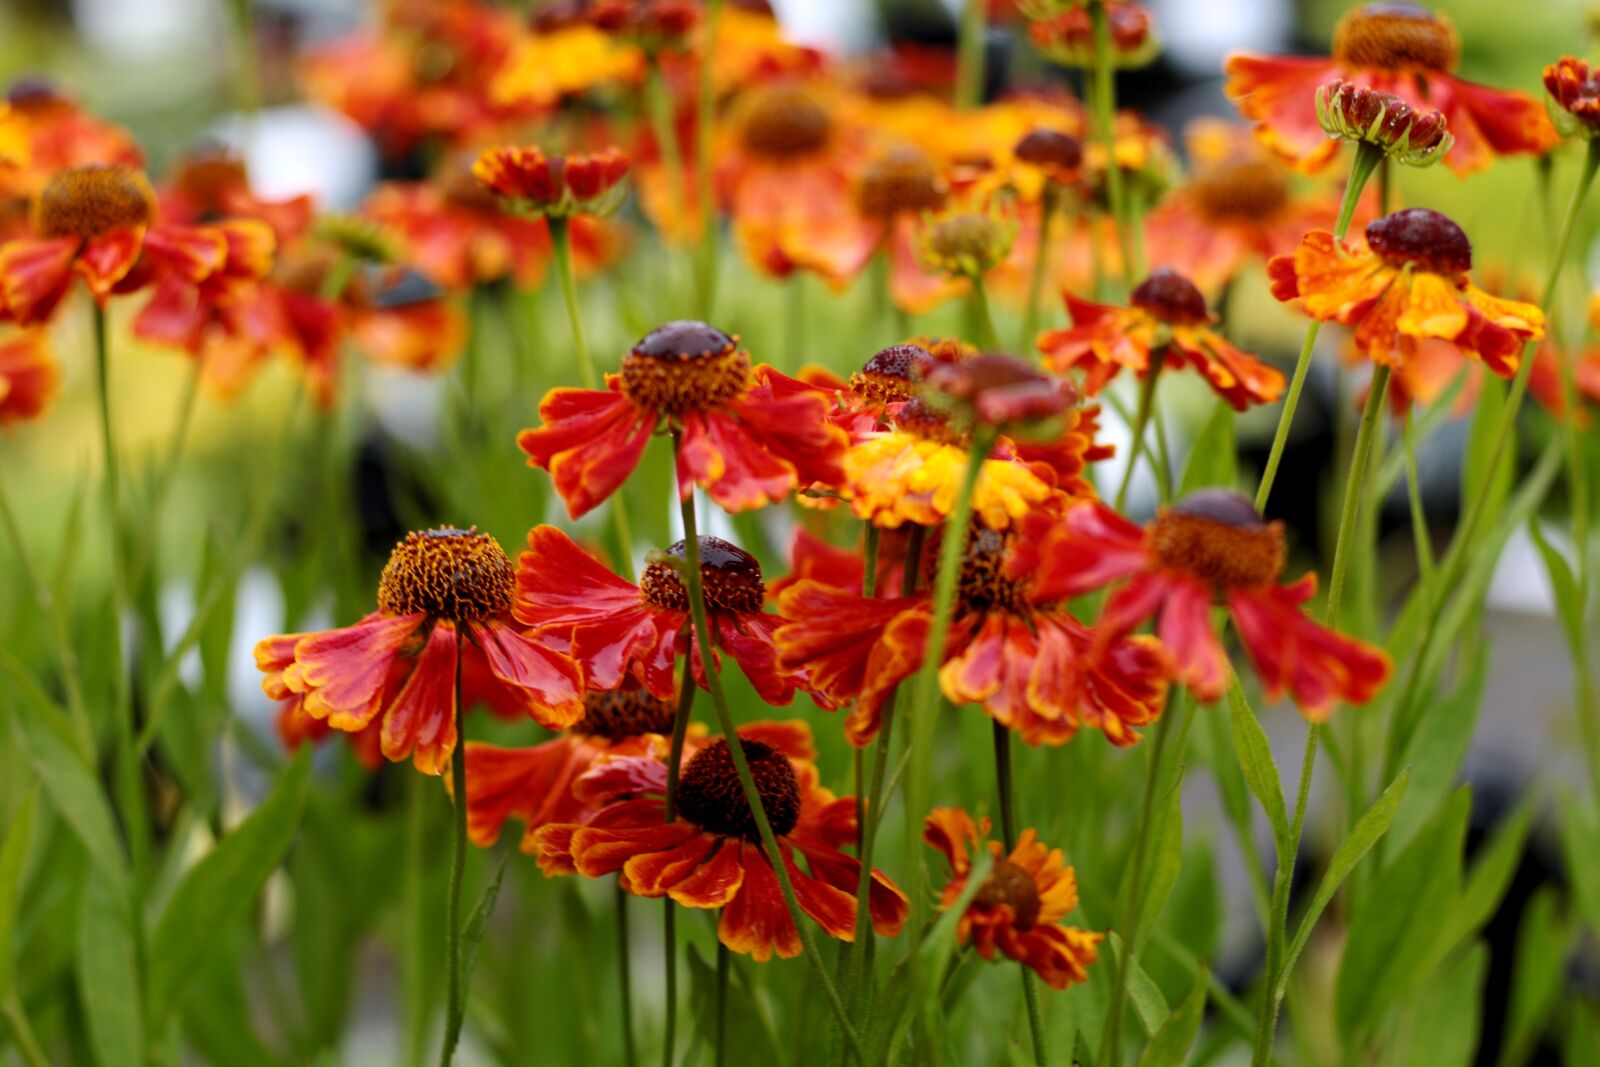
[146,750,310,1027]
[1497,886,1570,1067]
[1383,944,1486,1067]
[1179,403,1237,495]
[1137,964,1207,1067]
[1389,645,1488,854]
[1464,375,1512,523]
[1132,780,1184,952]
[1108,931,1169,1038]
[460,853,509,1004]
[1557,790,1600,935]
[1435,795,1535,959]
[77,872,144,1067]
[1226,677,1289,859]
[1527,518,1584,658]
[687,943,782,1066]
[1281,768,1409,997]
[2,653,127,895]
[0,788,38,999]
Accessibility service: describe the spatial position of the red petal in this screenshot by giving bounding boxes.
[0,237,79,325]
[517,383,652,519]
[379,622,460,775]
[468,621,585,729]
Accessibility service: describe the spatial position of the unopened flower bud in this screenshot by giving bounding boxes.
[1315,80,1453,167]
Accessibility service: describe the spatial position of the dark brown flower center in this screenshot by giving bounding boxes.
[1189,159,1290,223]
[640,536,766,614]
[573,684,677,740]
[1365,208,1471,276]
[172,146,250,217]
[1014,128,1083,172]
[1130,268,1211,327]
[1149,490,1286,590]
[619,320,751,414]
[1332,3,1459,74]
[894,396,968,446]
[34,165,154,240]
[974,859,1042,930]
[948,525,1029,613]
[850,344,934,404]
[676,738,801,839]
[740,85,831,159]
[856,147,946,219]
[376,527,515,621]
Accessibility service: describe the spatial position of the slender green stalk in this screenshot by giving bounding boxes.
[694,0,724,319]
[615,882,637,1066]
[956,0,986,108]
[1402,411,1436,602]
[661,674,698,1067]
[969,279,1000,350]
[993,723,1048,1066]
[403,772,429,1067]
[1114,347,1166,510]
[1255,141,1383,513]
[439,628,469,1067]
[1087,0,1134,293]
[671,439,864,1058]
[1020,189,1058,352]
[1097,702,1174,1067]
[714,941,730,1067]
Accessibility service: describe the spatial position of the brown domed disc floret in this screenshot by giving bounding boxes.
[1149,490,1287,591]
[676,737,801,839]
[1365,208,1472,276]
[640,536,766,614]
[34,165,155,240]
[856,147,947,219]
[1014,128,1083,173]
[1130,268,1211,327]
[894,396,969,447]
[1331,3,1459,74]
[739,85,832,159]
[850,343,934,404]
[1189,159,1290,223]
[172,145,250,217]
[376,527,516,622]
[942,524,1030,614]
[573,686,678,740]
[974,859,1043,930]
[619,320,752,414]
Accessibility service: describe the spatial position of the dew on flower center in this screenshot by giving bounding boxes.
[1365,207,1472,276]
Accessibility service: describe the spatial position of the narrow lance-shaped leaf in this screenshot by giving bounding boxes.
[1137,964,1208,1067]
[1226,675,1290,860]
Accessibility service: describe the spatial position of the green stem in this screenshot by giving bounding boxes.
[714,940,730,1067]
[788,275,807,369]
[695,0,724,320]
[968,279,1000,350]
[439,628,469,1067]
[1255,141,1383,513]
[1114,347,1166,510]
[955,0,986,108]
[993,722,1048,1067]
[1020,190,1057,352]
[615,881,637,1066]
[671,437,864,1059]
[1088,0,1134,293]
[662,674,697,1067]
[1402,411,1436,615]
[1097,702,1175,1067]
[404,773,429,1067]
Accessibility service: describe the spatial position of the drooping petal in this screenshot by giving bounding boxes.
[0,237,79,325]
[517,381,653,519]
[468,620,585,729]
[1228,577,1392,719]
[291,612,424,728]
[379,621,460,774]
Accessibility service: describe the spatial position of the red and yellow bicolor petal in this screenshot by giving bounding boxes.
[841,432,1055,530]
[518,380,654,519]
[0,236,79,325]
[466,619,585,729]
[731,160,878,287]
[1457,285,1543,377]
[378,621,460,775]
[1168,324,1286,410]
[275,697,384,771]
[461,736,597,849]
[773,581,917,724]
[1037,297,1155,394]
[1017,500,1153,603]
[0,330,59,425]
[269,611,423,729]
[1228,576,1392,720]
[1267,230,1390,320]
[1223,54,1346,174]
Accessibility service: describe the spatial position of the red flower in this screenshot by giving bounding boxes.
[1225,3,1557,175]
[0,79,142,207]
[254,527,584,775]
[473,145,632,219]
[924,807,1101,990]
[518,320,847,517]
[363,174,550,290]
[774,522,1169,747]
[0,329,58,425]
[1544,57,1600,137]
[513,525,804,707]
[533,721,909,961]
[1025,493,1391,718]
[1039,268,1286,410]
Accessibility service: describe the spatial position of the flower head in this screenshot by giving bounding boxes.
[924,807,1101,989]
[1315,79,1452,166]
[532,720,909,961]
[1268,208,1544,375]
[924,352,1078,436]
[254,526,585,774]
[1544,57,1600,138]
[917,208,1017,280]
[1027,2,1159,70]
[518,320,847,517]
[474,145,632,219]
[1038,268,1286,410]
[1021,493,1392,717]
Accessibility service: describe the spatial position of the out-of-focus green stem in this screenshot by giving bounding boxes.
[956,0,986,108]
[993,723,1048,1066]
[1020,188,1058,352]
[1088,0,1134,293]
[1114,346,1166,510]
[968,278,999,350]
[438,629,469,1067]
[661,668,698,1067]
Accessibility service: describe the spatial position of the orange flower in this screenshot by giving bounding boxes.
[276,699,384,772]
[1268,208,1543,376]
[924,807,1101,990]
[156,145,314,243]
[1143,120,1360,294]
[532,721,908,961]
[1225,2,1557,175]
[0,164,227,326]
[491,18,644,111]
[513,525,804,707]
[1028,2,1159,70]
[0,79,142,207]
[852,147,963,314]
[363,176,551,289]
[254,527,585,775]
[518,320,847,517]
[1039,268,1287,410]
[774,520,1169,747]
[473,145,632,219]
[1544,57,1600,138]
[0,330,58,425]
[1022,493,1392,718]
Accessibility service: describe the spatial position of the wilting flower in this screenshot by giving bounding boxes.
[1225,2,1557,175]
[924,807,1101,989]
[1028,2,1160,70]
[1025,492,1392,718]
[1268,208,1544,375]
[775,521,1169,746]
[254,527,585,774]
[1143,120,1358,294]
[460,682,682,851]
[1038,268,1287,410]
[518,320,847,516]
[513,525,803,707]
[473,146,632,219]
[533,722,909,961]
[0,164,225,326]
[1544,57,1600,138]
[1315,80,1452,166]
[0,330,57,425]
